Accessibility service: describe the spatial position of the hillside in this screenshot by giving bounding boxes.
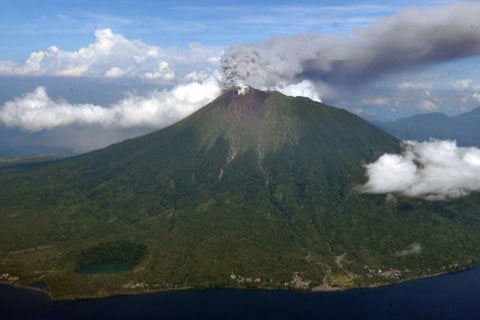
[379,107,480,146]
[1,88,480,299]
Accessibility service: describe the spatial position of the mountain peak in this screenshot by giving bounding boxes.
[175,87,400,166]
[0,87,406,298]
[220,85,272,115]
[189,86,294,160]
[457,106,480,118]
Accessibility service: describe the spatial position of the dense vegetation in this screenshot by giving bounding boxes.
[0,88,479,299]
[76,241,147,269]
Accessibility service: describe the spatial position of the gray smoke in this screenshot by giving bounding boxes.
[222,2,480,88]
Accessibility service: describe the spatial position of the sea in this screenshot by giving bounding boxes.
[1,264,480,319]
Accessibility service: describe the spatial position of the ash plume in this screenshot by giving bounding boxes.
[221,2,480,89]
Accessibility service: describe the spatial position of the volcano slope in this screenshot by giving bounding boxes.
[1,88,480,299]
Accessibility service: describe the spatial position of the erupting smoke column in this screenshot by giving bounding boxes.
[221,2,480,90]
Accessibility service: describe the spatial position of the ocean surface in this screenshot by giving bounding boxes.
[1,264,480,320]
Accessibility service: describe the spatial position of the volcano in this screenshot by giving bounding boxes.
[1,87,480,299]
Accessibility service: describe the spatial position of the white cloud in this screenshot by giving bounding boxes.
[0,29,223,81]
[398,82,432,90]
[453,79,474,90]
[395,243,422,256]
[360,84,441,112]
[363,140,480,200]
[183,70,211,82]
[473,91,480,103]
[143,62,175,81]
[104,67,129,78]
[451,80,480,105]
[362,96,391,106]
[418,99,438,112]
[0,76,222,132]
[0,70,330,133]
[469,83,480,104]
[274,80,322,102]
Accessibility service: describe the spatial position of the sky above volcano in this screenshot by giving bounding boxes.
[1,0,450,56]
[1,0,480,153]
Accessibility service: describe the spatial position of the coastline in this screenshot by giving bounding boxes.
[0,264,472,302]
[0,280,53,300]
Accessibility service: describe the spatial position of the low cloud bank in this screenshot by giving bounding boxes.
[0,77,221,131]
[363,140,480,200]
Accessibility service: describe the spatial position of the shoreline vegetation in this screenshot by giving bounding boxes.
[0,264,472,302]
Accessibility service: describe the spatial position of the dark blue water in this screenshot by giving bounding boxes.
[2,265,480,320]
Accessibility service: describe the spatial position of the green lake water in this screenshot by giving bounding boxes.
[76,261,136,274]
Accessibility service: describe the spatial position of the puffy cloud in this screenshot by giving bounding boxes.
[467,83,480,104]
[222,2,480,89]
[360,82,443,112]
[0,29,223,81]
[362,96,392,106]
[0,76,222,131]
[274,80,321,102]
[183,70,211,82]
[473,91,480,103]
[397,82,438,111]
[0,72,330,133]
[451,79,480,105]
[418,99,438,112]
[453,79,474,90]
[143,62,175,81]
[363,140,480,200]
[104,67,129,79]
[398,82,432,90]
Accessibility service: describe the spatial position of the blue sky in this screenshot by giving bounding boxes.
[0,0,449,59]
[0,0,480,153]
